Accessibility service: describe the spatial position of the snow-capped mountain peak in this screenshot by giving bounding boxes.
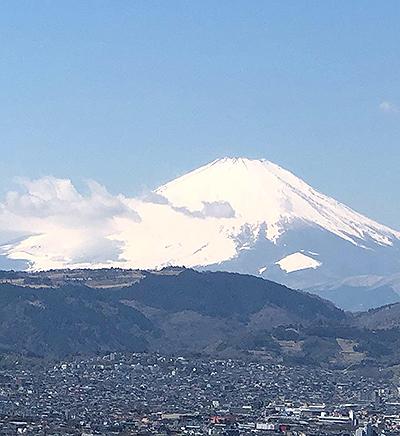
[156,157,400,247]
[1,157,400,304]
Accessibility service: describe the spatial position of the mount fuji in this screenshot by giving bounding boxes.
[151,158,400,302]
[2,157,400,310]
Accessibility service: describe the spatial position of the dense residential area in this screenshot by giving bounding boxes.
[1,353,400,435]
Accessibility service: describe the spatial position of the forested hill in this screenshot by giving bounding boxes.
[0,268,399,367]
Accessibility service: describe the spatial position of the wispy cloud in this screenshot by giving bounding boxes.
[0,177,237,271]
[0,177,141,270]
[379,101,397,113]
[4,176,141,223]
[140,188,236,219]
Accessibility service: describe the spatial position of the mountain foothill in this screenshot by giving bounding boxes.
[2,158,400,311]
[1,267,400,367]
[1,158,400,365]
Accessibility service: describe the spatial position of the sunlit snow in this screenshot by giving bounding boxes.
[276,252,322,273]
[1,157,400,271]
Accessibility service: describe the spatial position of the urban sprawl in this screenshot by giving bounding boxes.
[1,354,400,435]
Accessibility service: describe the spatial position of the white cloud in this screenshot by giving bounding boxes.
[202,201,236,218]
[3,176,140,224]
[379,101,397,113]
[0,177,141,270]
[140,187,170,205]
[0,176,238,271]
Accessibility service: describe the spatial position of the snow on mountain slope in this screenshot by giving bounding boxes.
[276,252,322,273]
[156,158,400,247]
[1,157,400,307]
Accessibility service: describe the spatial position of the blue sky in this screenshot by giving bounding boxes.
[1,1,399,228]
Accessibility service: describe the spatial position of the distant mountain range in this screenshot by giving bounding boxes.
[1,157,400,310]
[1,268,400,366]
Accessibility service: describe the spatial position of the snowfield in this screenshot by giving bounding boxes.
[1,158,400,303]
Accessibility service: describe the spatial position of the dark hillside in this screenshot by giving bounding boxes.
[0,268,399,365]
[355,302,400,329]
[123,269,345,321]
[0,283,154,356]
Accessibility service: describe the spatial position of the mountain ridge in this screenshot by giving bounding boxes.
[2,157,400,310]
[2,267,400,367]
